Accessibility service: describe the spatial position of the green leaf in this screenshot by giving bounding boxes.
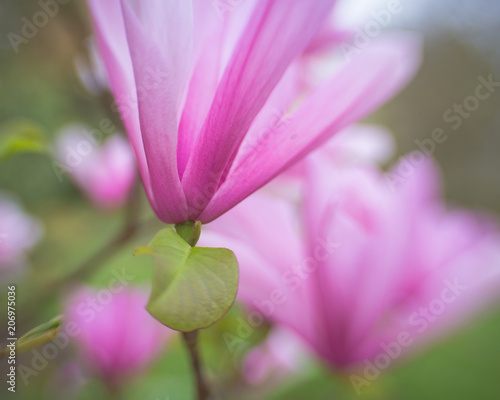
[174,221,202,247]
[2,315,62,357]
[0,120,48,161]
[135,228,239,332]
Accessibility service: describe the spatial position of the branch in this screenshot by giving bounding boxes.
[182,330,211,400]
[20,179,146,324]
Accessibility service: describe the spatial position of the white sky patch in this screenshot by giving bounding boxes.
[334,0,410,28]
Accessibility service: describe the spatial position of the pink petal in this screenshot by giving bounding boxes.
[86,0,155,209]
[200,33,422,223]
[119,0,192,222]
[177,21,226,178]
[178,1,260,177]
[303,26,351,56]
[235,63,300,167]
[181,0,337,218]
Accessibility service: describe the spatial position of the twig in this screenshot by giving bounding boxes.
[182,330,211,400]
[19,179,145,324]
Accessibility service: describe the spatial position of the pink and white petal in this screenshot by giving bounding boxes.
[178,23,227,177]
[200,33,422,223]
[233,63,300,169]
[120,0,192,222]
[86,0,154,208]
[179,0,261,177]
[303,26,351,56]
[121,0,194,100]
[181,0,337,217]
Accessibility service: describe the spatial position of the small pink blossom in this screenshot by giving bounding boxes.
[0,193,42,275]
[56,127,136,209]
[66,287,173,386]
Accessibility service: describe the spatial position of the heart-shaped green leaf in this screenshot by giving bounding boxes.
[135,228,239,332]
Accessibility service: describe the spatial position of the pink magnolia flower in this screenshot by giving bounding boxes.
[66,287,173,386]
[56,127,136,209]
[201,156,500,372]
[86,0,421,223]
[0,193,42,275]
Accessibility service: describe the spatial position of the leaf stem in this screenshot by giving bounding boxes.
[182,330,210,400]
[175,221,202,247]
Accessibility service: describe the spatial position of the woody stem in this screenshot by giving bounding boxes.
[182,330,210,400]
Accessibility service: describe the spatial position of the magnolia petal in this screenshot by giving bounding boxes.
[181,0,337,218]
[86,0,154,205]
[200,33,422,223]
[120,0,192,222]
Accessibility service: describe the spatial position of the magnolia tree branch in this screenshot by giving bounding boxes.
[182,330,211,400]
[20,179,146,325]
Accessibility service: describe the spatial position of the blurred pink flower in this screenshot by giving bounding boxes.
[243,327,311,385]
[201,156,500,371]
[327,124,395,165]
[66,287,173,386]
[0,193,42,274]
[56,127,136,209]
[86,0,421,223]
[279,123,395,187]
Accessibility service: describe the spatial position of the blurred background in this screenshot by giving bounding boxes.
[0,0,499,399]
